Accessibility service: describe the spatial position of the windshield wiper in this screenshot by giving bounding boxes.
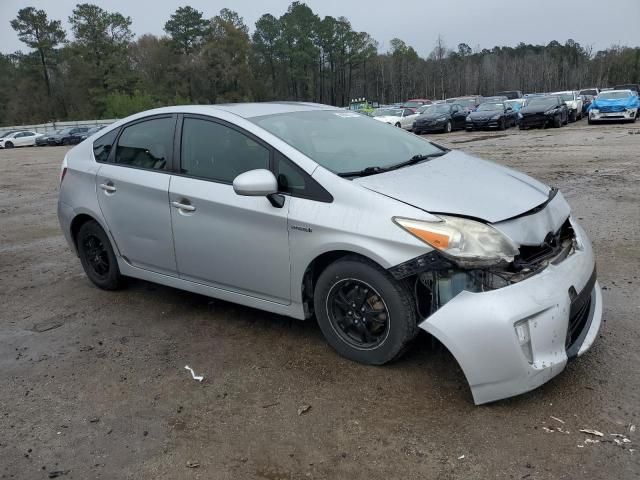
[338,166,387,178]
[337,151,447,178]
[384,151,447,172]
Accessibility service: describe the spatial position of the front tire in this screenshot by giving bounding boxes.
[77,220,123,290]
[498,118,506,130]
[553,115,562,128]
[395,122,401,128]
[4,141,14,148]
[314,257,418,365]
[444,121,452,133]
[569,110,577,122]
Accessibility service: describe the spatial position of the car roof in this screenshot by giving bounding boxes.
[168,102,339,119]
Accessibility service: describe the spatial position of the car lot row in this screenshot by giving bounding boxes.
[0,124,108,149]
[365,87,640,134]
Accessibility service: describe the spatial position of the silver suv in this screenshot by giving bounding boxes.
[58,103,602,404]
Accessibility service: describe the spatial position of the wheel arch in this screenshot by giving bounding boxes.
[300,250,387,319]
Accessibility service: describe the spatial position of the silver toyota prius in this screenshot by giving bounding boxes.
[57,103,602,404]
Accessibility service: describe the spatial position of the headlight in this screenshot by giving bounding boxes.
[466,116,471,121]
[491,114,501,120]
[544,109,556,115]
[591,109,599,114]
[393,215,519,266]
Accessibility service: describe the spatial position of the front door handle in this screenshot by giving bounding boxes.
[171,200,196,212]
[99,183,116,193]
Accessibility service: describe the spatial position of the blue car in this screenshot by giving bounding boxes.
[588,90,639,124]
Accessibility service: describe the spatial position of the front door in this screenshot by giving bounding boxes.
[169,115,291,304]
[95,115,178,276]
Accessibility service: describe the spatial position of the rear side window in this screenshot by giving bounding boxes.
[93,129,119,163]
[180,117,270,183]
[114,117,174,170]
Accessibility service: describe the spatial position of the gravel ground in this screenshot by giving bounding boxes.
[1,120,639,479]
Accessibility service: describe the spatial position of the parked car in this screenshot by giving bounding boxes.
[613,84,640,95]
[446,96,483,111]
[402,98,431,108]
[519,96,568,129]
[465,102,517,130]
[504,99,526,113]
[496,90,523,99]
[413,103,468,134]
[58,103,602,405]
[69,125,106,144]
[0,130,43,148]
[588,89,639,124]
[47,127,90,146]
[372,108,418,130]
[480,95,508,104]
[579,88,599,97]
[0,129,19,142]
[579,94,595,115]
[551,91,583,122]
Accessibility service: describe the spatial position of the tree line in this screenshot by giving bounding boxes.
[1,1,639,126]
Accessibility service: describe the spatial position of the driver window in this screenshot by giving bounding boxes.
[180,117,270,183]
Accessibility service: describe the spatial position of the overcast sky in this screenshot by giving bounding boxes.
[1,0,639,56]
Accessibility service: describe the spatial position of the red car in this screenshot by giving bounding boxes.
[402,98,431,108]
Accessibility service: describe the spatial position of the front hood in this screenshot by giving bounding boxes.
[353,150,551,223]
[416,113,448,121]
[520,106,550,114]
[591,96,639,110]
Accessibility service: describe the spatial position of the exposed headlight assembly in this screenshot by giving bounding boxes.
[394,215,519,267]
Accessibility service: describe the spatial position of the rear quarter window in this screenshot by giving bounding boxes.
[93,128,119,163]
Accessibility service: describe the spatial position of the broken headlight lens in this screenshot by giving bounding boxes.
[394,215,519,266]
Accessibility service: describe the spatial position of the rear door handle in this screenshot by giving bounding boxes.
[171,201,196,212]
[99,183,116,193]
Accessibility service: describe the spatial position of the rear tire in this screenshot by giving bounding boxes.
[314,256,418,365]
[77,220,123,290]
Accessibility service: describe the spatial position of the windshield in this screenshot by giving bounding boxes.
[422,104,451,114]
[526,97,556,108]
[373,108,402,117]
[580,89,598,96]
[598,91,632,100]
[477,103,503,111]
[251,110,444,175]
[403,101,423,108]
[557,93,574,101]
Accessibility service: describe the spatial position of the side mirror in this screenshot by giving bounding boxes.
[233,169,278,196]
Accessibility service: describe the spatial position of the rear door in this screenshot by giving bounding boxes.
[169,115,291,304]
[95,115,178,276]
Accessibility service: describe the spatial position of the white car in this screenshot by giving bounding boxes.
[0,130,43,148]
[551,91,583,122]
[372,108,418,130]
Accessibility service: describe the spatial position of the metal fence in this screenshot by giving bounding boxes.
[1,119,117,134]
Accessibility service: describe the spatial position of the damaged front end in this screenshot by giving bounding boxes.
[389,191,602,404]
[390,217,577,314]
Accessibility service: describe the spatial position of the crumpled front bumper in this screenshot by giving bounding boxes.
[418,221,602,405]
[589,109,637,121]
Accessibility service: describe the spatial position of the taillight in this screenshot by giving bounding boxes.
[60,167,67,185]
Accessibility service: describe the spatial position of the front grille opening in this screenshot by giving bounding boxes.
[513,219,575,272]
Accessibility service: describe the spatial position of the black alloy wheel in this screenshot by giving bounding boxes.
[82,234,110,278]
[76,220,123,290]
[327,279,390,349]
